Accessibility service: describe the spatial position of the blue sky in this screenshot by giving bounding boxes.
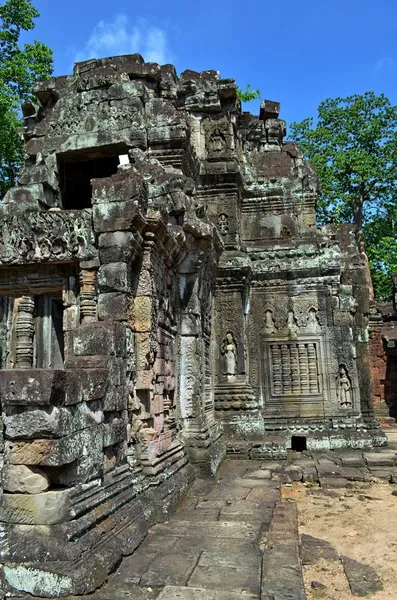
[26,0,397,130]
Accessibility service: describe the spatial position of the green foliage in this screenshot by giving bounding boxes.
[290,92,397,299]
[236,84,261,103]
[364,211,397,299]
[0,0,53,197]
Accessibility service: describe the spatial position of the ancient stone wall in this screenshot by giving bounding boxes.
[0,53,386,597]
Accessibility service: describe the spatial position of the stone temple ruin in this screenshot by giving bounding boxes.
[0,54,387,597]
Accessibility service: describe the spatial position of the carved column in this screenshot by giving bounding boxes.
[79,270,97,323]
[307,342,319,394]
[15,296,35,369]
[271,345,282,395]
[281,344,291,394]
[290,344,300,394]
[298,343,309,394]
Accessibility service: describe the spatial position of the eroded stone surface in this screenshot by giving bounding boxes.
[0,52,388,598]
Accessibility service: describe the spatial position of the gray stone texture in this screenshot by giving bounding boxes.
[0,53,387,598]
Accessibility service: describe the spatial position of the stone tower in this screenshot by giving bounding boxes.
[0,54,385,597]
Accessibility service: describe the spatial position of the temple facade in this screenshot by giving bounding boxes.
[0,54,386,597]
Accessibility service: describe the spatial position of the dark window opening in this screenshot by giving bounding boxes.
[35,294,64,369]
[168,211,185,226]
[291,436,307,452]
[59,155,120,209]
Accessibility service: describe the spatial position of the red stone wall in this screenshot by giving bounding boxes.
[368,325,388,415]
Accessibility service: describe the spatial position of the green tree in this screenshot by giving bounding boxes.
[364,210,397,299]
[236,84,261,103]
[0,0,53,198]
[290,92,397,299]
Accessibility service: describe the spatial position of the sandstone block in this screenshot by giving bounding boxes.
[0,490,70,525]
[133,296,152,332]
[98,263,132,293]
[73,322,127,357]
[5,426,103,467]
[2,465,50,494]
[98,292,130,321]
[103,385,128,411]
[93,200,142,233]
[0,370,67,407]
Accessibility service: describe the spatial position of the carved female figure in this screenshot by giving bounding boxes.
[221,332,237,377]
[337,365,352,408]
[264,309,275,334]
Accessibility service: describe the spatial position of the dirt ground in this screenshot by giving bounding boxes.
[282,482,397,600]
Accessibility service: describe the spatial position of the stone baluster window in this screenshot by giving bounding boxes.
[1,293,65,370]
[35,295,64,369]
[270,341,320,396]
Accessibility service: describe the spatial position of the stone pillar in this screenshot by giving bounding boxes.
[213,277,257,411]
[79,269,97,323]
[368,310,389,419]
[178,248,225,477]
[15,296,35,369]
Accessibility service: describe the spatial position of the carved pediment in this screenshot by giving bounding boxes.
[0,209,97,265]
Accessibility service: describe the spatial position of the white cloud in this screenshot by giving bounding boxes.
[75,14,172,65]
[374,57,396,73]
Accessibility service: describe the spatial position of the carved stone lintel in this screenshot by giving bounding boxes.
[15,296,35,369]
[79,270,97,323]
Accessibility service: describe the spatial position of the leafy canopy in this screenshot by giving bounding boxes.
[364,209,397,300]
[290,92,397,224]
[236,84,261,103]
[0,0,53,197]
[290,92,397,299]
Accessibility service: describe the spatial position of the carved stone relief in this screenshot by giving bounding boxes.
[337,364,353,409]
[269,340,320,397]
[217,214,229,235]
[221,332,237,378]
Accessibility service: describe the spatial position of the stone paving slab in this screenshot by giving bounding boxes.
[151,520,261,540]
[156,586,259,600]
[341,555,384,596]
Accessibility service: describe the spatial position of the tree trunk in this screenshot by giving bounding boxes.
[354,192,374,301]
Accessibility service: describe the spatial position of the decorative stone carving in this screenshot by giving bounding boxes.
[0,54,385,600]
[208,127,226,155]
[0,210,96,265]
[269,341,320,396]
[217,213,229,235]
[221,332,237,377]
[79,270,97,323]
[264,310,275,334]
[15,297,35,369]
[337,364,353,408]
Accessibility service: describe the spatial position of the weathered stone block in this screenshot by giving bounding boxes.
[92,167,147,205]
[99,231,140,263]
[0,370,67,407]
[4,400,103,439]
[260,99,281,119]
[2,465,50,494]
[98,262,132,293]
[0,490,70,525]
[5,426,103,466]
[73,322,127,357]
[103,417,126,447]
[133,296,152,332]
[3,183,54,208]
[93,200,143,233]
[103,385,128,411]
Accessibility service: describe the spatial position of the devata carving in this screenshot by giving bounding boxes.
[221,332,237,377]
[218,214,229,235]
[337,364,353,409]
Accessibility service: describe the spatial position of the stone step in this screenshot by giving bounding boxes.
[157,586,259,600]
[262,502,307,599]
